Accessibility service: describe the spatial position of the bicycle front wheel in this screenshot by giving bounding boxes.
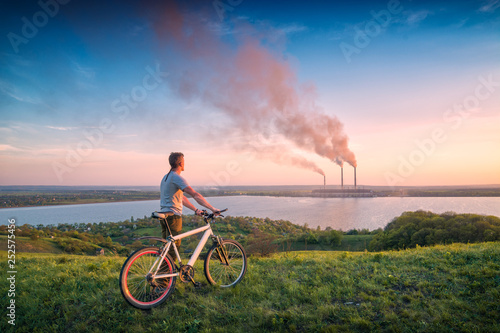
[204,240,247,287]
[119,247,176,309]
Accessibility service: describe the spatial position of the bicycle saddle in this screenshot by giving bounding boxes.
[152,211,174,219]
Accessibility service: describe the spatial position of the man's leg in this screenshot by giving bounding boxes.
[166,215,182,261]
[160,219,168,240]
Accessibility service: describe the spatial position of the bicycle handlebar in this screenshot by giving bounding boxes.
[201,208,228,220]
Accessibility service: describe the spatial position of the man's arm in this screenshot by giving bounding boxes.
[182,195,198,212]
[183,186,218,213]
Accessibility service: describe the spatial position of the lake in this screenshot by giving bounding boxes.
[1,196,499,231]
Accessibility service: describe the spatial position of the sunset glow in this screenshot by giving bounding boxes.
[1,0,499,186]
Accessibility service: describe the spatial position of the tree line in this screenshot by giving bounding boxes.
[0,214,360,256]
[2,210,498,256]
[0,190,159,208]
[368,211,500,251]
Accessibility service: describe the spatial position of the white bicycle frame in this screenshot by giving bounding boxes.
[151,223,215,279]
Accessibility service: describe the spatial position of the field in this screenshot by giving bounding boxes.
[1,242,499,332]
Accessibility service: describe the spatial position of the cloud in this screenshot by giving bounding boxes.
[266,23,309,43]
[130,23,148,36]
[478,0,500,13]
[0,52,33,68]
[206,16,308,41]
[0,144,24,152]
[275,23,308,36]
[0,79,42,105]
[451,18,469,29]
[71,61,98,90]
[45,126,80,131]
[403,10,432,26]
[72,62,96,80]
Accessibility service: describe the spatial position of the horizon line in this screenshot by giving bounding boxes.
[1,184,500,189]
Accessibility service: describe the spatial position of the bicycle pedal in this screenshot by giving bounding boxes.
[193,282,203,288]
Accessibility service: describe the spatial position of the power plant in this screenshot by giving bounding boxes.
[312,165,373,197]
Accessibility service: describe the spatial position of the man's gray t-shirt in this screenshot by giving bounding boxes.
[160,172,189,215]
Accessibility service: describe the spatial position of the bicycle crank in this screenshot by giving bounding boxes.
[179,265,195,283]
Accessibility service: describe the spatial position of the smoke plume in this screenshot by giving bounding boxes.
[147,1,357,174]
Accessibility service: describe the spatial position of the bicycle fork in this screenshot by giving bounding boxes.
[212,236,230,266]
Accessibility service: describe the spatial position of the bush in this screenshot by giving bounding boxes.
[30,231,39,241]
[131,240,143,250]
[328,230,343,246]
[246,229,278,257]
[369,211,500,251]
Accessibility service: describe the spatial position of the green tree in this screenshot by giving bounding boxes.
[246,229,278,257]
[131,240,143,249]
[30,230,39,241]
[369,211,500,251]
[328,230,343,246]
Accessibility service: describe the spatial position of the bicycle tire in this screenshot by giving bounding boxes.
[119,247,176,309]
[204,239,247,287]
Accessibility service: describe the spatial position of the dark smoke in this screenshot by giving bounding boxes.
[147,1,357,174]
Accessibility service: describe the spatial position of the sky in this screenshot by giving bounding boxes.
[0,0,499,187]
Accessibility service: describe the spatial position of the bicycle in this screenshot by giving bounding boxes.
[119,209,247,309]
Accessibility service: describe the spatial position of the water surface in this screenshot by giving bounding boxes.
[1,196,499,231]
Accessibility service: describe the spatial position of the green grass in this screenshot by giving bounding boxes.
[0,235,122,256]
[281,235,373,252]
[0,236,63,254]
[1,242,499,332]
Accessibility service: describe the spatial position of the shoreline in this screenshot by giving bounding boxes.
[2,191,500,209]
[0,198,160,210]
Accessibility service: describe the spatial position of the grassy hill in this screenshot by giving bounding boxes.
[0,232,372,258]
[1,242,499,332]
[0,236,64,254]
[1,213,376,258]
[5,211,498,258]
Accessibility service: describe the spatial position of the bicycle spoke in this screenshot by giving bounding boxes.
[205,241,246,287]
[120,248,177,308]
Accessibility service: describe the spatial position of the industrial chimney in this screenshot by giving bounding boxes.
[354,167,357,189]
[341,166,344,189]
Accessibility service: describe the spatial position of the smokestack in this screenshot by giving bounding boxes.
[354,167,357,188]
[341,166,344,189]
[324,175,326,190]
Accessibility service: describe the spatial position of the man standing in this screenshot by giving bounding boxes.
[160,152,219,259]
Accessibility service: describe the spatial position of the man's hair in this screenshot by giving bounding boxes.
[169,152,184,168]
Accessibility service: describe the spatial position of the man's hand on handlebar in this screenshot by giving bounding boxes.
[198,208,228,218]
[213,208,228,216]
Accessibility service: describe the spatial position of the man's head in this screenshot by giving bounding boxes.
[169,152,184,170]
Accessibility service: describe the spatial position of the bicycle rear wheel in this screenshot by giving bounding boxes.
[119,247,176,309]
[204,240,247,287]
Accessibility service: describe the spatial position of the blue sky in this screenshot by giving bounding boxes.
[1,0,499,186]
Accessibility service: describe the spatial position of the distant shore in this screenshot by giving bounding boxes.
[1,185,500,209]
